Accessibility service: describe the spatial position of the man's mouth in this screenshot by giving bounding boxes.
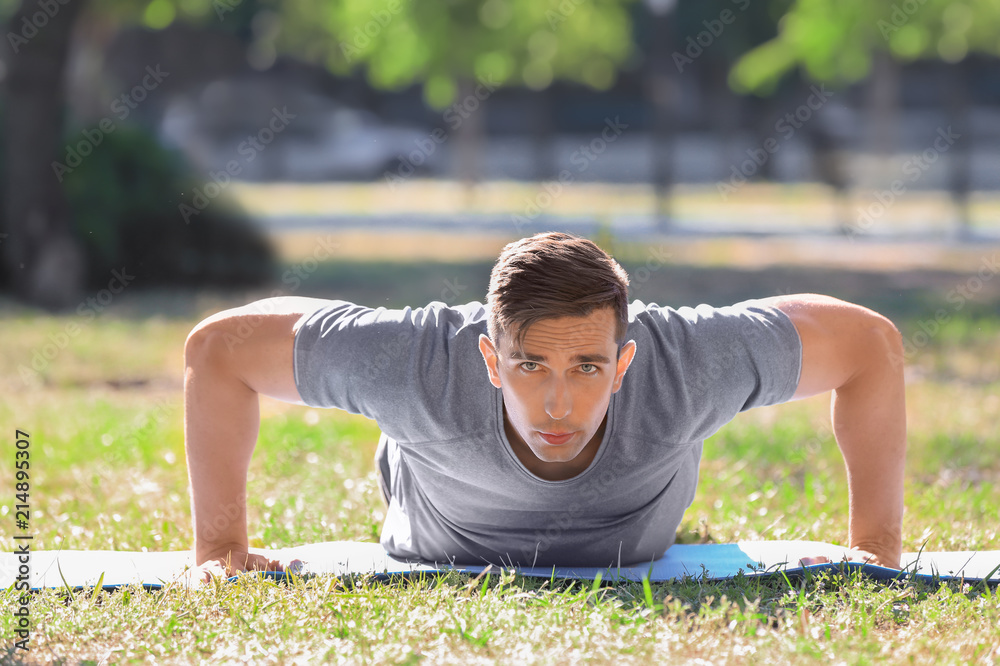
[538,431,575,446]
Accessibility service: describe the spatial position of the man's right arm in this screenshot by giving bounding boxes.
[183,296,332,581]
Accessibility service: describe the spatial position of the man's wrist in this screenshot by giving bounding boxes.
[849,537,902,568]
[195,540,250,567]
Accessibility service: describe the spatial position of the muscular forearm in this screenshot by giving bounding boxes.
[184,327,260,566]
[830,336,907,567]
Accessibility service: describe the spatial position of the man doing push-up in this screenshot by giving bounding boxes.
[184,232,906,582]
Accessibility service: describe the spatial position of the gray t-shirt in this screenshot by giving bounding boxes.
[293,298,802,568]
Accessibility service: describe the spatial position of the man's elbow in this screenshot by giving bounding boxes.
[184,301,306,403]
[184,312,240,375]
[865,311,905,373]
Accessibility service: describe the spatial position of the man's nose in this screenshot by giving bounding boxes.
[544,376,572,420]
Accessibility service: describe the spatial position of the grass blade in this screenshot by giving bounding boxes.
[91,571,105,601]
[642,577,654,610]
[56,560,74,602]
[591,571,603,594]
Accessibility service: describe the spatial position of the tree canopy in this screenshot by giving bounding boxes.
[19,0,639,108]
[268,0,639,107]
[729,0,1000,94]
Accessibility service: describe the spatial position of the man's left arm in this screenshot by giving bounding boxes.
[759,293,906,568]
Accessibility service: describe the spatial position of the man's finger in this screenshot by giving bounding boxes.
[244,554,305,574]
[844,549,890,567]
[798,556,831,566]
[840,549,874,564]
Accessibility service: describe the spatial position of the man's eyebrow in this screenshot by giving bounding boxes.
[509,350,546,361]
[508,350,612,364]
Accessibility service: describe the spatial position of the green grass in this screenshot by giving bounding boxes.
[1,285,999,664]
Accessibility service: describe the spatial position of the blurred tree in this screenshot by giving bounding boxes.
[0,0,267,307]
[670,0,792,180]
[641,0,676,229]
[62,125,273,288]
[268,0,638,181]
[1,0,638,306]
[645,0,792,226]
[728,0,1000,235]
[729,0,1000,93]
[1,0,86,308]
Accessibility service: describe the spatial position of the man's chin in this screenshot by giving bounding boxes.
[528,442,585,464]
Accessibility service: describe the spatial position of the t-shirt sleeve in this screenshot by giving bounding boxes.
[627,298,802,442]
[292,299,474,427]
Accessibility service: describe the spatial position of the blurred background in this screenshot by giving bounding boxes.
[0,0,998,354]
[3,5,1000,650]
[0,0,999,575]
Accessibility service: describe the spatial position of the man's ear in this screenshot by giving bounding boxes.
[478,334,503,389]
[611,340,637,393]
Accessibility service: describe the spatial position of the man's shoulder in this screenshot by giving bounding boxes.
[405,301,489,340]
[302,299,487,328]
[624,297,796,364]
[627,298,783,327]
[421,300,488,322]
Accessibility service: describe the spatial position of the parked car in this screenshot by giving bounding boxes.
[159,78,441,181]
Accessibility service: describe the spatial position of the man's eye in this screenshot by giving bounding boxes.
[520,362,538,371]
[580,364,597,374]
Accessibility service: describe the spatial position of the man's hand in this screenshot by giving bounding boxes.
[799,547,898,569]
[761,294,907,569]
[189,546,304,585]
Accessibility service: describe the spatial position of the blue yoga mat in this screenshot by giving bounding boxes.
[3,540,999,591]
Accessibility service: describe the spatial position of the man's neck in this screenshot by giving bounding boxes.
[503,409,608,481]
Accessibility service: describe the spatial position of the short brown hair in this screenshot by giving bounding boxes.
[486,232,630,348]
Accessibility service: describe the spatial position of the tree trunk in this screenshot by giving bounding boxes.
[943,62,971,238]
[452,78,483,205]
[2,0,87,308]
[802,89,849,234]
[645,9,675,231]
[864,50,899,189]
[532,88,555,182]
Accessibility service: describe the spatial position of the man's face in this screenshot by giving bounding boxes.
[479,307,636,468]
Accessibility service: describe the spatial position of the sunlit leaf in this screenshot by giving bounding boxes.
[730,0,1000,94]
[143,0,175,29]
